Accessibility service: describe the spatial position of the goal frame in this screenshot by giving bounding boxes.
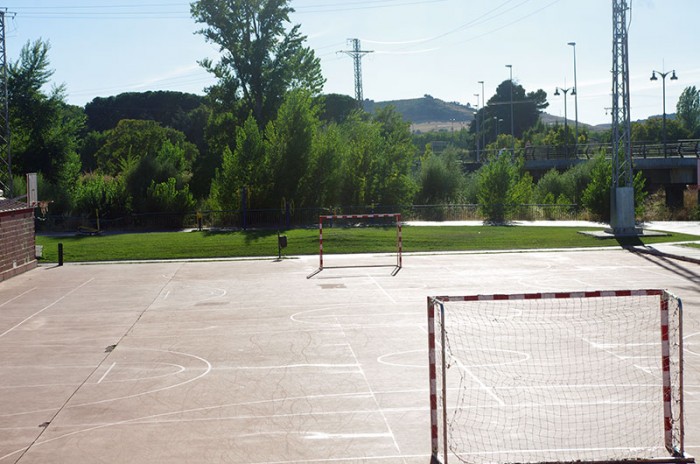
[307,213,402,278]
[427,289,692,464]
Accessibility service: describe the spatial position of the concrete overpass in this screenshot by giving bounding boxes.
[475,139,700,207]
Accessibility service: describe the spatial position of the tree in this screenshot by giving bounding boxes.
[191,0,325,127]
[631,118,689,143]
[95,120,197,178]
[676,86,700,136]
[8,39,85,211]
[317,93,358,124]
[84,91,205,133]
[8,40,82,178]
[417,148,464,204]
[477,153,526,223]
[473,80,548,145]
[581,155,646,222]
[264,89,319,207]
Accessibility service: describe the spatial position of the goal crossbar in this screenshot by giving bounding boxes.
[427,289,692,464]
[307,213,402,278]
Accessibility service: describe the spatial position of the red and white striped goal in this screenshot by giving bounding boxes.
[427,289,693,464]
[307,213,402,278]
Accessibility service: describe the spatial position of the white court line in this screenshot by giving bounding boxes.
[96,362,116,384]
[0,391,381,461]
[71,349,212,408]
[338,319,405,462]
[366,274,397,304]
[0,287,36,308]
[450,356,506,406]
[0,279,94,339]
[215,363,359,370]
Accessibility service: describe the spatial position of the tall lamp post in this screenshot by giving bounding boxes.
[474,93,480,162]
[554,86,575,155]
[567,42,579,145]
[478,80,485,157]
[505,65,514,153]
[650,69,678,156]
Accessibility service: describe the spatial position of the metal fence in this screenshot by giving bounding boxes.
[35,204,587,233]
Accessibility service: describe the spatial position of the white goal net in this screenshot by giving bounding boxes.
[427,290,692,464]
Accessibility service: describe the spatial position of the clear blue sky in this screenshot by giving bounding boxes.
[3,0,698,126]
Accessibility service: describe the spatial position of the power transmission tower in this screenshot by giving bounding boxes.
[0,9,13,199]
[609,0,638,235]
[339,38,373,108]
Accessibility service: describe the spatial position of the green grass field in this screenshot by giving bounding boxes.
[34,225,700,263]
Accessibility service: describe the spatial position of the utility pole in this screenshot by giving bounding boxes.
[339,38,373,109]
[610,0,638,235]
[0,9,14,199]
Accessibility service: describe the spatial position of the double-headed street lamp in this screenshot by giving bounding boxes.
[567,42,579,144]
[650,69,678,156]
[553,86,576,134]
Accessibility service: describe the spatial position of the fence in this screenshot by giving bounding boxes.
[34,204,587,233]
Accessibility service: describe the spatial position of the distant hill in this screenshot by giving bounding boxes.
[363,95,475,124]
[362,95,610,132]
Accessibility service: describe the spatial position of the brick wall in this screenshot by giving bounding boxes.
[0,205,37,282]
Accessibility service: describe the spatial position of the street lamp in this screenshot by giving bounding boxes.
[553,86,576,134]
[567,42,579,145]
[505,65,514,152]
[474,93,480,161]
[493,117,503,139]
[650,69,678,156]
[478,80,485,156]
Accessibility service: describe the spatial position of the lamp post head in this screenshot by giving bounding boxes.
[650,71,658,81]
[571,88,576,96]
[671,70,678,80]
[567,41,576,47]
[554,88,561,96]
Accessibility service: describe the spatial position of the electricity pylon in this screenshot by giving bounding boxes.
[610,0,638,235]
[339,38,373,108]
[0,9,13,198]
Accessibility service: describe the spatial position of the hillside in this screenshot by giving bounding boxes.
[363,95,475,124]
[362,95,606,132]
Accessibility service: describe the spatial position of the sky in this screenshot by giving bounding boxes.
[2,0,698,126]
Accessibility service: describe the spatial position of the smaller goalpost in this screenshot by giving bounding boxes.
[427,289,694,464]
[306,213,402,278]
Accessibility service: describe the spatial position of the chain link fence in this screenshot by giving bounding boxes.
[34,204,587,233]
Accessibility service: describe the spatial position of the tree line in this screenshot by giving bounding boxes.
[6,0,700,225]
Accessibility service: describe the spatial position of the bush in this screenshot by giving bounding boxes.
[477,153,526,223]
[74,173,131,218]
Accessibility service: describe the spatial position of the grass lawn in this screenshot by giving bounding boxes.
[34,225,700,263]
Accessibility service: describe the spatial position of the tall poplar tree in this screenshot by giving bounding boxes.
[191,0,325,127]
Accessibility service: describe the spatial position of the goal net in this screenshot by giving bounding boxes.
[427,290,692,464]
[307,213,402,278]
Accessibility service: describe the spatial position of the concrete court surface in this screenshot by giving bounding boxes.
[0,247,700,464]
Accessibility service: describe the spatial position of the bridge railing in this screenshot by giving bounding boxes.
[478,139,699,162]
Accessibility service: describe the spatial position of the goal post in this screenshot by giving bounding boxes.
[427,289,693,464]
[307,213,402,278]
